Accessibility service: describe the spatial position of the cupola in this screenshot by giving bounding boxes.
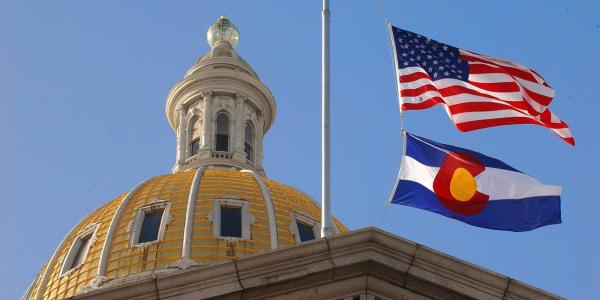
[165,16,276,175]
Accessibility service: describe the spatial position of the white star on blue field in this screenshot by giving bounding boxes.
[393,27,469,80]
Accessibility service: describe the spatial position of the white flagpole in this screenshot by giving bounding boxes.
[321,0,333,238]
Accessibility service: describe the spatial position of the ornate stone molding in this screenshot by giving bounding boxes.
[70,228,563,300]
[170,257,201,270]
[235,93,248,102]
[58,223,101,278]
[200,89,213,98]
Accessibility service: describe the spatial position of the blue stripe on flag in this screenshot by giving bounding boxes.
[391,180,561,232]
[406,133,520,172]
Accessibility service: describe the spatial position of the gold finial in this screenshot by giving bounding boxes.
[207,16,240,48]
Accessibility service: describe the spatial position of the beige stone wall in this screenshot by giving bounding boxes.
[68,228,563,300]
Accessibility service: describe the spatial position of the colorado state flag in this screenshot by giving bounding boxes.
[390,132,561,231]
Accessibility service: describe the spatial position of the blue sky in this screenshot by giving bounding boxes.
[1,1,598,299]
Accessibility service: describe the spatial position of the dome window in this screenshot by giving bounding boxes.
[221,207,242,237]
[60,224,98,275]
[130,201,171,246]
[190,139,200,157]
[244,121,255,162]
[215,112,230,152]
[291,213,320,243]
[212,199,251,240]
[297,222,316,242]
[189,117,202,157]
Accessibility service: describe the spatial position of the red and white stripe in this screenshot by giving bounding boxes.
[397,50,575,145]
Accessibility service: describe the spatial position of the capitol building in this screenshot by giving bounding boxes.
[23,17,561,300]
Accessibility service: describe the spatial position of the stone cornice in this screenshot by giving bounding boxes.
[174,156,264,175]
[188,56,259,78]
[73,228,563,300]
[166,69,276,134]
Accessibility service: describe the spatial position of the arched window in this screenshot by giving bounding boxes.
[244,121,254,162]
[189,117,202,157]
[215,112,230,152]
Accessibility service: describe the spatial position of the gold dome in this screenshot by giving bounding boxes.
[27,169,347,300]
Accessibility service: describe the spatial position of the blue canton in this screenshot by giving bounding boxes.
[392,27,469,81]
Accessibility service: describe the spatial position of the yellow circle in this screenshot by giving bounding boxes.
[449,167,477,202]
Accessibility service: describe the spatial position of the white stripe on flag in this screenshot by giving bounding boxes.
[515,77,554,97]
[433,79,523,101]
[400,155,561,201]
[516,85,547,113]
[399,78,436,89]
[400,71,548,115]
[443,94,526,107]
[548,127,572,139]
[468,72,513,83]
[476,168,561,200]
[398,66,425,76]
[400,75,525,103]
[461,50,548,84]
[468,71,554,98]
[399,156,438,191]
[451,109,532,123]
[402,90,443,104]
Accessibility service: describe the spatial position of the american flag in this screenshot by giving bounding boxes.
[390,25,574,145]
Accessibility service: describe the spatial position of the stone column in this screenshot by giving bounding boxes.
[176,108,186,164]
[256,116,265,168]
[200,90,213,151]
[183,124,190,159]
[233,94,247,160]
